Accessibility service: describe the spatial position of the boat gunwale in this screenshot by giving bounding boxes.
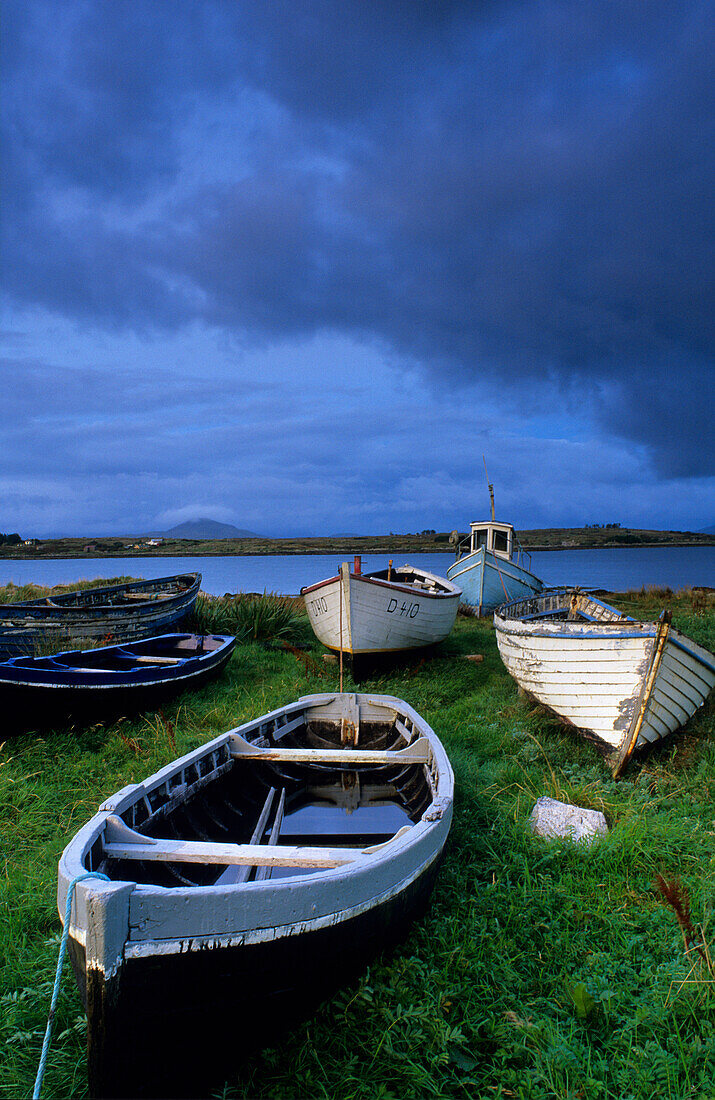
[446,544,544,586]
[301,568,461,600]
[58,693,454,930]
[494,589,715,670]
[0,572,201,614]
[0,631,233,668]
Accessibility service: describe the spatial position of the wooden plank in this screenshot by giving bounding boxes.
[104,838,361,868]
[215,787,277,886]
[394,718,415,742]
[101,814,387,867]
[133,655,184,665]
[270,713,306,741]
[228,733,431,766]
[255,788,286,882]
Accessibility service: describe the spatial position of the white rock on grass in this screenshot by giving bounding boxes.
[529,796,608,846]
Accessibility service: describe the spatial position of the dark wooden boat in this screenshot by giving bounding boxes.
[0,633,236,729]
[0,573,201,659]
[58,692,454,1098]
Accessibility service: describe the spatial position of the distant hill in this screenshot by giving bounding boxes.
[153,519,261,539]
[699,524,715,535]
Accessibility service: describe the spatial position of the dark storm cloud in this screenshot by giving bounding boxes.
[2,0,713,475]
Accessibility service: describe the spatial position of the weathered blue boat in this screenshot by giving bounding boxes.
[447,519,544,615]
[58,692,453,1097]
[0,573,201,659]
[0,632,236,729]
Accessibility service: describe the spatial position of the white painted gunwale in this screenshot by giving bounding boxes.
[494,590,715,754]
[58,693,454,969]
[302,566,461,654]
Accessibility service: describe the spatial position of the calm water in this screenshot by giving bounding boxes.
[0,547,712,596]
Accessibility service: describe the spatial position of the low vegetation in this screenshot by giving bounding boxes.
[0,577,139,604]
[189,591,312,645]
[0,527,712,560]
[1,589,713,1099]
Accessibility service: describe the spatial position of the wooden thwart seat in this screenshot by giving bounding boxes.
[101,814,401,868]
[132,656,184,665]
[227,732,432,766]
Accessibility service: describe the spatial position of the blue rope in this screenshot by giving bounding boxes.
[33,871,111,1100]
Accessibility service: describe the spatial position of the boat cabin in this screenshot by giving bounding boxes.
[465,520,515,561]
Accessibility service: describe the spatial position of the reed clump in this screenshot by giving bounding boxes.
[190,591,311,645]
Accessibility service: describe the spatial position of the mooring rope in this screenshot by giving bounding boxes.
[33,871,110,1099]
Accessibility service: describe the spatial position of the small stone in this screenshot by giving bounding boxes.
[323,654,338,664]
[464,653,484,662]
[529,796,608,846]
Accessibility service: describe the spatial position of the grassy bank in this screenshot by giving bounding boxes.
[1,589,714,1099]
[1,527,713,560]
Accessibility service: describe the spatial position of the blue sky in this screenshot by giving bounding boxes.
[2,0,713,537]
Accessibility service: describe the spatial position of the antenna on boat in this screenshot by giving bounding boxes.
[483,455,495,522]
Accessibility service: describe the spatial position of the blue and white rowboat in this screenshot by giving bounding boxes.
[0,632,236,729]
[0,572,201,659]
[57,692,453,1097]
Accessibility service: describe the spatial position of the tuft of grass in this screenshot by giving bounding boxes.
[0,590,713,1099]
[190,591,311,645]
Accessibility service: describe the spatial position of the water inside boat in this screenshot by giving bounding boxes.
[90,714,432,888]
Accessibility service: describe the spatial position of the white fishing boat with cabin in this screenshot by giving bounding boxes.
[494,588,715,776]
[301,558,461,656]
[447,519,543,615]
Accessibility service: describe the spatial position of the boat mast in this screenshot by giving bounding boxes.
[483,455,495,522]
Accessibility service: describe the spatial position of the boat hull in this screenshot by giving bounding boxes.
[0,573,201,659]
[302,566,460,654]
[0,633,235,731]
[70,853,442,1097]
[58,693,454,1097]
[494,590,715,772]
[447,547,543,614]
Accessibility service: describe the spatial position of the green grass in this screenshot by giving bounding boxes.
[0,577,141,604]
[1,595,714,1099]
[190,591,312,645]
[1,528,712,561]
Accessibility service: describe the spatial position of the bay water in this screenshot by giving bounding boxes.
[0,546,712,597]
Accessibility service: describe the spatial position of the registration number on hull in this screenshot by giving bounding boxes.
[387,598,419,618]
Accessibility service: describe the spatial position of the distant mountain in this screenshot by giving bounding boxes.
[699,524,715,534]
[152,519,261,539]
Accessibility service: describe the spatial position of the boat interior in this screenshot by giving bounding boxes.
[86,700,435,889]
[499,589,634,624]
[17,575,197,608]
[5,634,229,671]
[366,566,453,593]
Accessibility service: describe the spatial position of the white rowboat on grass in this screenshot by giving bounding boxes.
[58,691,454,1097]
[301,560,461,656]
[494,588,715,776]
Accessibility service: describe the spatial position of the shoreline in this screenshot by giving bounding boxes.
[0,539,713,561]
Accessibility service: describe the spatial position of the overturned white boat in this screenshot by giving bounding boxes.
[494,589,715,776]
[301,560,461,656]
[58,692,453,1097]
